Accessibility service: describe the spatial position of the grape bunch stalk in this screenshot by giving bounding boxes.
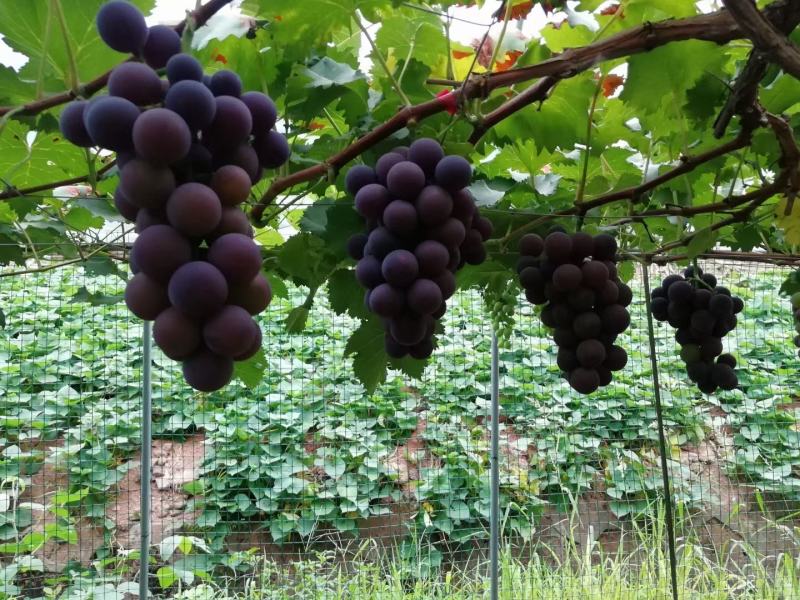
[650,266,742,393]
[516,230,632,394]
[59,1,291,392]
[345,138,492,359]
[790,292,800,357]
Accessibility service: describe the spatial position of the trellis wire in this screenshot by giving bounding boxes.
[2,252,800,598]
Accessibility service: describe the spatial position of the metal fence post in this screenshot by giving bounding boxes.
[140,321,153,599]
[490,332,500,600]
[641,263,679,600]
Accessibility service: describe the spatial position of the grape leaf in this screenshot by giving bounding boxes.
[345,319,387,393]
[234,348,268,388]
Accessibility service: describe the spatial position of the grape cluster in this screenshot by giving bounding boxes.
[346,139,492,359]
[485,284,517,346]
[59,1,291,392]
[789,292,800,357]
[517,230,632,394]
[650,266,741,393]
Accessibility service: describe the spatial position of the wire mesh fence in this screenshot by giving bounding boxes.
[0,256,799,598]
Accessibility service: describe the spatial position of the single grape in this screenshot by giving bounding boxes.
[408,138,444,176]
[228,274,272,315]
[168,261,229,318]
[142,25,181,69]
[166,182,222,238]
[125,273,169,320]
[165,80,217,131]
[59,101,94,147]
[84,96,140,152]
[114,186,139,222]
[154,307,201,360]
[210,70,243,98]
[254,130,291,169]
[120,159,176,210]
[211,165,252,206]
[241,91,278,131]
[133,108,192,165]
[183,348,234,392]
[345,165,378,196]
[204,96,253,152]
[203,305,259,358]
[208,207,253,239]
[108,62,163,106]
[167,53,204,83]
[130,223,192,283]
[386,161,426,201]
[434,155,472,191]
[208,233,262,284]
[96,1,148,54]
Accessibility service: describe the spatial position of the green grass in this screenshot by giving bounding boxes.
[171,514,800,599]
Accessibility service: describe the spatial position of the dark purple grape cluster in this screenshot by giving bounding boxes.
[650,266,741,394]
[58,1,291,392]
[517,230,632,395]
[346,139,492,359]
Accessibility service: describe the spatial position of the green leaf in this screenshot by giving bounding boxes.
[622,41,725,115]
[82,256,126,280]
[300,202,363,261]
[234,348,267,389]
[345,319,387,393]
[242,0,388,56]
[62,206,103,231]
[71,286,123,306]
[686,228,717,258]
[327,268,368,319]
[374,12,446,70]
[156,566,178,589]
[305,57,365,88]
[285,305,310,333]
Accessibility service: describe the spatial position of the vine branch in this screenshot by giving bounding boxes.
[723,0,800,80]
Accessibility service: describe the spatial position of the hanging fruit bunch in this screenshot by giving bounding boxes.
[60,1,291,391]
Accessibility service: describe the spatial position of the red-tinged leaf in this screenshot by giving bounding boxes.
[308,121,325,130]
[600,3,624,17]
[452,50,473,60]
[495,50,523,72]
[436,90,458,116]
[493,1,535,19]
[214,53,228,64]
[471,36,494,68]
[510,2,534,19]
[274,15,283,21]
[602,74,625,97]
